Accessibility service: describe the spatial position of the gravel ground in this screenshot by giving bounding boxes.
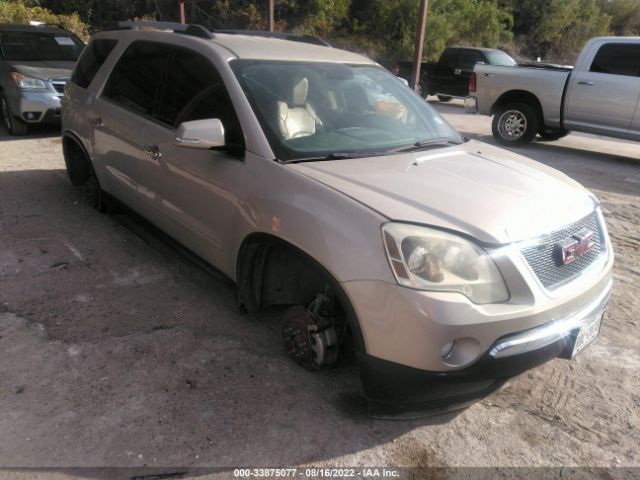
[0,101,638,479]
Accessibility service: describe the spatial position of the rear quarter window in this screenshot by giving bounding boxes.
[71,39,118,89]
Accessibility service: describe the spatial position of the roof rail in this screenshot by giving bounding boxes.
[105,21,213,40]
[215,30,330,47]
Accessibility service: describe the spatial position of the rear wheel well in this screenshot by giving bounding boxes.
[236,233,365,354]
[62,134,92,186]
[491,90,544,125]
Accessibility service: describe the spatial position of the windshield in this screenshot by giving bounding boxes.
[231,60,462,161]
[0,33,84,61]
[485,50,517,67]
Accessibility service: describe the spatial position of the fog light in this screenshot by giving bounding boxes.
[24,112,37,120]
[440,340,456,359]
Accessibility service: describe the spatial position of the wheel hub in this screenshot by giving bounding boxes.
[281,306,338,370]
[499,110,527,140]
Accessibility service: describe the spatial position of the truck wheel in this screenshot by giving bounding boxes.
[492,102,538,146]
[1,94,28,136]
[538,128,570,141]
[419,81,428,99]
[437,95,452,102]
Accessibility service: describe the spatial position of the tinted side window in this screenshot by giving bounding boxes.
[439,49,459,67]
[158,50,222,125]
[459,50,484,68]
[103,41,172,116]
[157,49,243,145]
[178,87,244,146]
[71,39,117,89]
[590,44,640,77]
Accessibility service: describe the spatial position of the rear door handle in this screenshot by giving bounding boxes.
[90,117,104,128]
[577,81,595,86]
[454,68,462,75]
[143,144,162,159]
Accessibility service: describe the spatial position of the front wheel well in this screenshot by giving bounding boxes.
[236,233,365,354]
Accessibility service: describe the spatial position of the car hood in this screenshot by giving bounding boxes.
[288,140,597,244]
[10,61,75,80]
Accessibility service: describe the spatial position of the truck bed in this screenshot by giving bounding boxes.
[473,64,571,128]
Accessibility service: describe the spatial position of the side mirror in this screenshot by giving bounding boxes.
[174,118,225,149]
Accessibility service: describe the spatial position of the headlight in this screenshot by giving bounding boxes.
[11,72,48,90]
[382,223,509,304]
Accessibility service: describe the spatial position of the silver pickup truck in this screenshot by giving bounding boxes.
[465,37,640,145]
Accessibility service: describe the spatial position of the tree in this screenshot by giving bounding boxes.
[345,0,512,62]
[0,0,89,39]
[599,0,640,36]
[512,0,610,62]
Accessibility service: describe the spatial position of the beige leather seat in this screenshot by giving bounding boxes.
[277,77,321,139]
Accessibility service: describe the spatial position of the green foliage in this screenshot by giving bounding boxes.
[347,0,512,62]
[599,0,640,36]
[10,0,632,65]
[513,0,611,62]
[0,0,89,39]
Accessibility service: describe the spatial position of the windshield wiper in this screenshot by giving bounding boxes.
[284,152,381,164]
[390,137,461,153]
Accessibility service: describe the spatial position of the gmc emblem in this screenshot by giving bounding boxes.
[555,229,596,266]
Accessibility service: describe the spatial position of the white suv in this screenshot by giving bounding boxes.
[61,22,613,416]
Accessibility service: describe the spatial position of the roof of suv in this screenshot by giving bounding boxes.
[212,32,375,64]
[95,26,376,65]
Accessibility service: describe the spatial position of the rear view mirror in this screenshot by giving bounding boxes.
[174,118,225,149]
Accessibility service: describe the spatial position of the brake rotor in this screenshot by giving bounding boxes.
[281,306,336,370]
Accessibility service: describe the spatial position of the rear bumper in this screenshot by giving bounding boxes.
[358,278,612,418]
[464,96,478,113]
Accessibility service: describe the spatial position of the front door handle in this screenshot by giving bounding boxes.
[454,68,462,75]
[143,144,162,159]
[577,81,595,86]
[90,117,104,128]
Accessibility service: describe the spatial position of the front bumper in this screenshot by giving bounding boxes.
[489,278,611,359]
[344,236,612,415]
[6,89,62,124]
[359,278,611,417]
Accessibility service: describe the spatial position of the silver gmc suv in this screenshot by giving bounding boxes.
[0,23,84,135]
[61,22,614,416]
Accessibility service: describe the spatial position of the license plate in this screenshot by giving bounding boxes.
[572,313,602,357]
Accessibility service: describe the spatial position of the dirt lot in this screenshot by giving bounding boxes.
[0,101,638,478]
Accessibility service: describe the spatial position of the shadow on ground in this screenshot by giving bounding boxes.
[0,168,458,473]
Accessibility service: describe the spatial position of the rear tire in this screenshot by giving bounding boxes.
[63,137,106,212]
[419,81,428,99]
[492,102,539,146]
[538,128,570,141]
[80,172,106,212]
[437,95,452,102]
[1,94,28,135]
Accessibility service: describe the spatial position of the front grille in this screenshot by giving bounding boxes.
[520,212,604,289]
[50,78,68,94]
